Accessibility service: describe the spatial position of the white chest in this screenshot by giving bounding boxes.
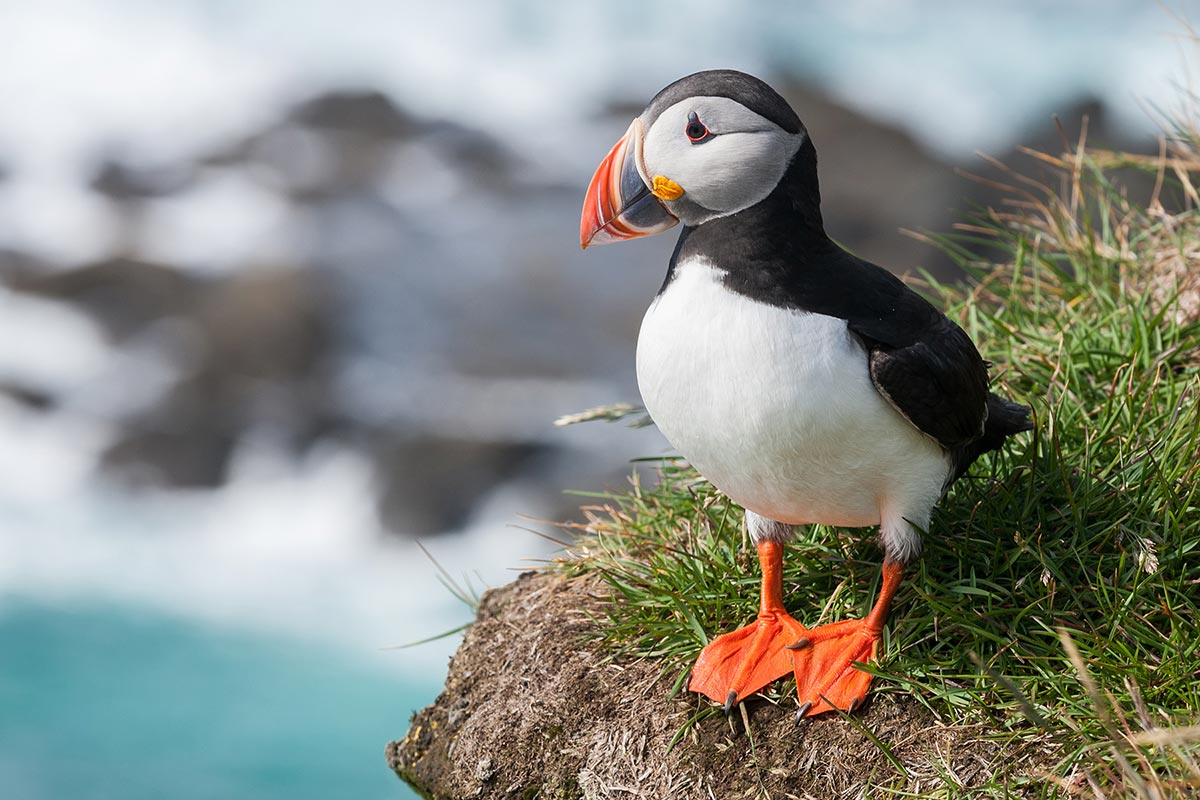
[635,258,950,529]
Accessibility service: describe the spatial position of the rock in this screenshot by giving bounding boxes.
[8,257,199,341]
[98,268,336,488]
[214,88,525,200]
[0,380,55,411]
[289,90,420,139]
[202,90,420,198]
[196,268,330,383]
[286,89,518,184]
[101,402,238,487]
[0,247,51,285]
[389,571,1052,799]
[89,157,195,201]
[371,433,552,536]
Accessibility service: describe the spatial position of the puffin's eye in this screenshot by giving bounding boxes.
[685,111,712,144]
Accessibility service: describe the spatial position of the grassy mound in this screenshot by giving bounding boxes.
[556,131,1200,796]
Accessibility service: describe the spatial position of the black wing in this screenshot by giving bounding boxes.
[824,255,987,450]
[851,305,989,450]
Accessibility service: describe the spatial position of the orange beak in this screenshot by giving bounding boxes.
[579,119,679,249]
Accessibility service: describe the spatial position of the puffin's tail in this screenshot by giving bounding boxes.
[949,393,1033,484]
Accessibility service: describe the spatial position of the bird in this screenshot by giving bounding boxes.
[578,70,1032,719]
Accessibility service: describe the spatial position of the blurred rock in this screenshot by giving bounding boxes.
[90,157,195,201]
[418,119,526,194]
[9,257,198,341]
[204,88,526,201]
[101,376,239,488]
[201,90,418,197]
[289,90,420,139]
[0,246,51,285]
[371,433,552,536]
[289,89,519,183]
[197,269,329,383]
[100,268,336,488]
[0,380,55,412]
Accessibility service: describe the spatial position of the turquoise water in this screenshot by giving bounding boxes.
[0,600,436,799]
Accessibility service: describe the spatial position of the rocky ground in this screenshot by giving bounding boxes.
[388,571,1059,799]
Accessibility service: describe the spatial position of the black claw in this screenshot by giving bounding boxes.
[795,701,813,722]
[847,697,860,713]
[784,637,812,651]
[724,690,738,715]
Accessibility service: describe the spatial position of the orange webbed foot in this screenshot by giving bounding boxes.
[792,561,904,718]
[790,617,881,718]
[688,610,809,710]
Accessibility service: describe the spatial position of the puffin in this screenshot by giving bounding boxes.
[578,70,1032,719]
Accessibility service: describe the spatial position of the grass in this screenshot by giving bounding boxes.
[552,122,1200,797]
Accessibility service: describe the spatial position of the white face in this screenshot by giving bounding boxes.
[639,96,804,225]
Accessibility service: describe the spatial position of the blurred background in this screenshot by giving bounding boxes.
[0,1,1189,797]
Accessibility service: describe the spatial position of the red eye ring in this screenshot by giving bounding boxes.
[685,111,712,143]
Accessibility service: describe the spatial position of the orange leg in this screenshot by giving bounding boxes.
[790,560,905,718]
[688,540,807,711]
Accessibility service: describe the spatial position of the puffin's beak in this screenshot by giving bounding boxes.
[580,119,679,249]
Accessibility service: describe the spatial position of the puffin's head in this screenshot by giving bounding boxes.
[580,70,807,249]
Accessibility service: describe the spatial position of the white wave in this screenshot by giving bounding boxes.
[0,288,110,390]
[0,1,290,263]
[138,169,299,274]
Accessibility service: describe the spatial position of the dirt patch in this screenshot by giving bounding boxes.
[388,571,1056,799]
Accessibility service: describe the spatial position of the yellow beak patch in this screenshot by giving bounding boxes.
[651,175,684,201]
